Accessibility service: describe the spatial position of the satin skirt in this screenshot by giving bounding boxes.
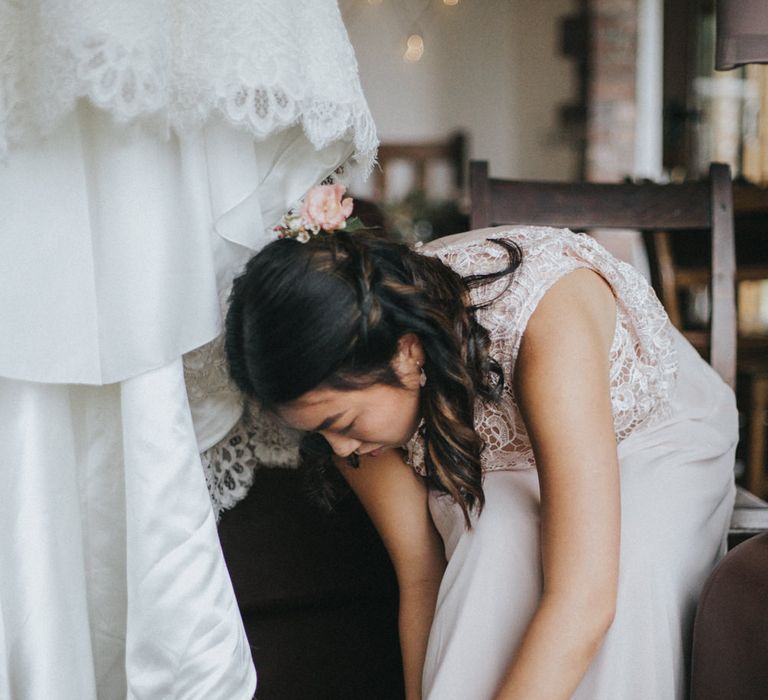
[0,361,255,699]
[423,331,738,699]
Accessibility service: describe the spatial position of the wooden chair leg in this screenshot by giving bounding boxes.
[747,374,768,498]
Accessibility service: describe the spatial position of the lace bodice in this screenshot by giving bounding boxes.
[0,0,376,173]
[405,226,679,476]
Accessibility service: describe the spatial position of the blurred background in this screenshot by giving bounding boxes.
[340,0,767,222]
[338,0,768,494]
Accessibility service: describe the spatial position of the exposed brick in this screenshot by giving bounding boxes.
[586,0,638,181]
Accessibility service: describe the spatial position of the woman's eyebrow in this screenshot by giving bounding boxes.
[311,410,348,432]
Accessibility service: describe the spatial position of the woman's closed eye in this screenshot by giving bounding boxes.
[317,418,358,437]
[336,419,357,435]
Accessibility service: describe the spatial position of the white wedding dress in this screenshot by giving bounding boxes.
[0,2,376,698]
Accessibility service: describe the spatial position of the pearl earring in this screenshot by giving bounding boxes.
[419,366,427,387]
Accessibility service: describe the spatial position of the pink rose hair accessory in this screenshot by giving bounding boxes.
[274,184,364,242]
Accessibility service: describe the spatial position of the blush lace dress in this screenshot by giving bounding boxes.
[406,226,738,700]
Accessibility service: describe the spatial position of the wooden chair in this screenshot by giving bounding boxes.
[469,160,768,540]
[639,186,768,501]
[732,185,768,499]
[371,131,466,202]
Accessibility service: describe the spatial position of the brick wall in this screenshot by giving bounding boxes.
[587,0,638,181]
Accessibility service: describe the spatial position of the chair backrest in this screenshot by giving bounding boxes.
[469,160,737,389]
[371,131,466,202]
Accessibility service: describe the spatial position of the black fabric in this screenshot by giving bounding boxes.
[218,467,404,699]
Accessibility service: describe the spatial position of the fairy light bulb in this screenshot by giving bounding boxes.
[444,0,459,5]
[403,33,424,62]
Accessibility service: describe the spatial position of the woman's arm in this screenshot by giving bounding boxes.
[494,268,621,700]
[337,449,447,700]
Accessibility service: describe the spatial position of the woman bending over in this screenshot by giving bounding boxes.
[225,224,737,699]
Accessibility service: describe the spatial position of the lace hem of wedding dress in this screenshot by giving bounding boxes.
[183,303,303,520]
[0,0,377,176]
[201,405,301,521]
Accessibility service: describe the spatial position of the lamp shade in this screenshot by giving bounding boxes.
[716,0,768,70]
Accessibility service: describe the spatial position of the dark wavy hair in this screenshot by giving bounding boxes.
[225,231,521,526]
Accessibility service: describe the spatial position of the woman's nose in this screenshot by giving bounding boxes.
[322,432,362,458]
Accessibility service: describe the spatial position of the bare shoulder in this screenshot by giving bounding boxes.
[521,267,617,358]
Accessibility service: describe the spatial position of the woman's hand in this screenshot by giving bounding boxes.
[337,448,446,700]
[494,268,621,700]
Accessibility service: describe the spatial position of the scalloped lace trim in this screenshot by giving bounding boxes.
[201,405,301,522]
[0,1,377,174]
[184,299,301,520]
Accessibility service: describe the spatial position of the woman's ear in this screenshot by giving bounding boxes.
[397,333,425,365]
[393,333,425,389]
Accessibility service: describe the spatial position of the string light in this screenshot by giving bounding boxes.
[348,0,460,64]
[403,33,425,62]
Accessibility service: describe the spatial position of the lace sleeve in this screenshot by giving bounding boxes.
[404,226,679,477]
[422,232,584,473]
